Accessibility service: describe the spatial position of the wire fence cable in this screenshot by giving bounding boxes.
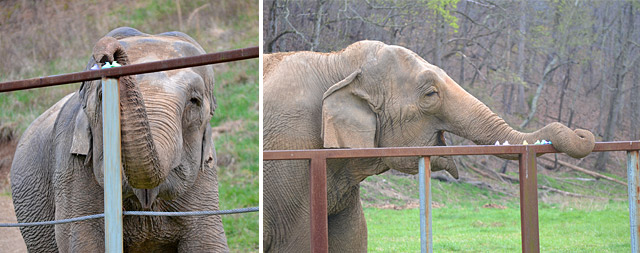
[0,207,258,228]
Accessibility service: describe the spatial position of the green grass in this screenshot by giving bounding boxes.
[0,190,10,197]
[0,56,84,134]
[361,172,630,252]
[365,201,630,252]
[212,59,259,252]
[362,171,630,252]
[361,172,514,209]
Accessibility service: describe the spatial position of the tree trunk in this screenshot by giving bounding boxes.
[594,2,633,171]
[557,63,572,123]
[520,55,558,129]
[310,0,326,51]
[435,13,445,67]
[503,28,512,114]
[516,1,528,115]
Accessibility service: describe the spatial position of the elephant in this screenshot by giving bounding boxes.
[262,40,595,252]
[10,27,229,252]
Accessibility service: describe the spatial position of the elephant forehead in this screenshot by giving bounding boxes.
[383,46,448,77]
[136,69,204,95]
[120,36,204,61]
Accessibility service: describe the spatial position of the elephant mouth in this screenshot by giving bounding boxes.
[128,164,193,210]
[383,156,420,174]
[133,187,160,210]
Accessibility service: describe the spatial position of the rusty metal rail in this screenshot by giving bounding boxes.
[0,46,259,92]
[263,141,640,253]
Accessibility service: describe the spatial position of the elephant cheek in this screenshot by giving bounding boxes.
[383,157,420,174]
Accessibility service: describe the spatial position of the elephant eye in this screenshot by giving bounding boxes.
[190,97,202,106]
[423,86,438,98]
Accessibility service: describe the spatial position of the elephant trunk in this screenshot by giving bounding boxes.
[119,76,167,189]
[444,82,595,159]
[93,36,167,189]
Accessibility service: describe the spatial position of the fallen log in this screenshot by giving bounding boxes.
[496,172,618,200]
[459,160,501,181]
[538,185,589,198]
[539,156,627,186]
[460,159,513,185]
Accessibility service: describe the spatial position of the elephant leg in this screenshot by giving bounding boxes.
[54,156,106,252]
[11,138,58,252]
[11,166,57,253]
[65,220,105,252]
[263,211,311,252]
[264,160,314,252]
[327,196,367,253]
[176,163,229,252]
[54,193,105,252]
[178,215,229,253]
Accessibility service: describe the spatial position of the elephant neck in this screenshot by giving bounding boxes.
[325,158,388,214]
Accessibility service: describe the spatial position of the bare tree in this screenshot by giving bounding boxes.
[595,2,638,171]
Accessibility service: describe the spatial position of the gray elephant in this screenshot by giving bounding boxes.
[263,41,595,252]
[10,27,228,252]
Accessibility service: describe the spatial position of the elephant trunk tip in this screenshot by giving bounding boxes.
[92,36,130,65]
[123,156,165,189]
[564,128,595,158]
[544,123,595,159]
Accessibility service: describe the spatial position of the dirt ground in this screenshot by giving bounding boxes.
[0,139,17,191]
[0,138,27,252]
[0,195,27,253]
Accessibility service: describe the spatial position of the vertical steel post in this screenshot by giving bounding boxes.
[310,157,328,253]
[519,147,540,253]
[102,78,123,253]
[419,156,433,253]
[627,150,640,253]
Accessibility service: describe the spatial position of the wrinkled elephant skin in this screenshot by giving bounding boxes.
[10,27,229,252]
[263,40,595,252]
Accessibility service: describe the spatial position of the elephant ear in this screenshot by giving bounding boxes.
[70,110,91,155]
[201,124,217,171]
[322,69,377,148]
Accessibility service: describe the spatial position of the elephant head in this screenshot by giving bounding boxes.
[71,27,217,209]
[321,41,595,178]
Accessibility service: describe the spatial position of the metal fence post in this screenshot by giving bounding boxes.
[102,78,123,252]
[627,150,640,253]
[419,157,433,253]
[519,147,540,253]
[309,157,328,253]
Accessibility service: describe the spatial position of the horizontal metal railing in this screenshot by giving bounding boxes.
[264,141,640,253]
[0,46,259,92]
[264,142,640,160]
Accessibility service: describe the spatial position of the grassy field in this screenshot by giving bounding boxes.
[365,201,630,252]
[0,0,258,251]
[362,170,631,252]
[212,59,259,251]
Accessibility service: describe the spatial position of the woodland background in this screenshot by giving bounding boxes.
[264,0,640,175]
